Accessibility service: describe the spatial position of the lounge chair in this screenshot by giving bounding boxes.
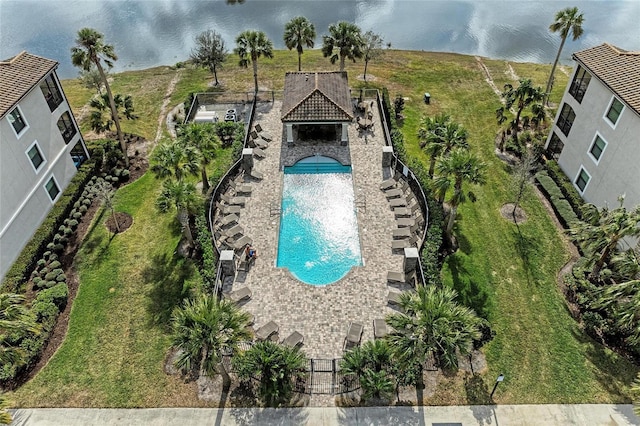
[224,287,252,303]
[254,123,264,133]
[380,179,396,191]
[396,217,415,228]
[220,213,239,226]
[260,132,273,142]
[387,271,406,284]
[248,137,268,149]
[220,193,247,206]
[217,202,242,215]
[391,239,410,250]
[232,182,252,195]
[392,227,411,239]
[253,147,267,159]
[344,322,364,350]
[249,130,260,139]
[223,224,244,239]
[373,319,388,339]
[394,207,411,217]
[231,235,253,250]
[388,197,407,208]
[248,170,264,181]
[387,289,404,306]
[385,188,404,199]
[255,321,279,341]
[282,331,304,348]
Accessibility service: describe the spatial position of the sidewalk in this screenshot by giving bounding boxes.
[10,404,639,425]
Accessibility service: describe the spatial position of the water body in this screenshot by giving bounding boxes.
[1,0,639,79]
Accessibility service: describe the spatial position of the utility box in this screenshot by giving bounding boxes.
[423,92,431,105]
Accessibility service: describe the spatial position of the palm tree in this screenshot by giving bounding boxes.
[179,122,220,193]
[340,340,394,401]
[418,114,469,178]
[150,138,200,182]
[232,340,307,407]
[496,79,544,145]
[433,148,487,239]
[0,293,39,367]
[171,295,251,387]
[283,17,316,72]
[595,279,640,345]
[386,285,482,371]
[71,28,128,167]
[234,30,274,93]
[88,92,138,134]
[632,372,640,416]
[568,197,640,281]
[545,7,585,103]
[361,31,383,81]
[190,29,227,86]
[156,179,201,245]
[0,394,11,425]
[321,21,364,72]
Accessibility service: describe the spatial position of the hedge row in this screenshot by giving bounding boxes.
[195,213,217,293]
[544,160,584,219]
[2,159,99,293]
[535,171,579,227]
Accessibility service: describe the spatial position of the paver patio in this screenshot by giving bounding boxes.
[223,99,411,359]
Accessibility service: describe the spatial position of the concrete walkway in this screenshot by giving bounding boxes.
[9,404,639,425]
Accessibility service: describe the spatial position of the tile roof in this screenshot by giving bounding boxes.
[281,71,354,122]
[573,43,640,115]
[0,51,58,118]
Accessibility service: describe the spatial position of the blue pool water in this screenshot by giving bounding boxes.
[277,156,362,285]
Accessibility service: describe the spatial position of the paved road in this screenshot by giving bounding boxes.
[10,404,639,425]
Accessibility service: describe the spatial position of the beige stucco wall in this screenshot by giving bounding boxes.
[548,65,640,213]
[0,71,84,281]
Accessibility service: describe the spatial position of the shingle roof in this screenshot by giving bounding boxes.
[0,51,58,118]
[281,71,354,122]
[573,43,640,115]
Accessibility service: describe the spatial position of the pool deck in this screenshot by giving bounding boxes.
[225,100,411,359]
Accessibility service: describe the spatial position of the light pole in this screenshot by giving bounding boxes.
[490,373,504,399]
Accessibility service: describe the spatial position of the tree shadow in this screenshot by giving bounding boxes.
[143,251,196,331]
[463,374,495,426]
[337,406,424,426]
[570,327,639,401]
[510,226,542,287]
[446,255,493,319]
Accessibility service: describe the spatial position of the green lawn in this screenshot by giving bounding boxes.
[9,49,637,406]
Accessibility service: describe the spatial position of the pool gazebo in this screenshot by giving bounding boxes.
[281,71,354,146]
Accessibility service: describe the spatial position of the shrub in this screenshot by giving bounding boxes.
[31,300,60,323]
[37,259,47,268]
[48,260,61,269]
[36,282,69,310]
[79,205,88,213]
[73,212,83,220]
[195,213,217,292]
[68,219,79,228]
[545,160,584,218]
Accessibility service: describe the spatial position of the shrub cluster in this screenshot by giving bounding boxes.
[194,213,218,293]
[544,160,584,219]
[535,171,579,227]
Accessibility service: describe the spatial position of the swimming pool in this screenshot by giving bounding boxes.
[276,156,362,285]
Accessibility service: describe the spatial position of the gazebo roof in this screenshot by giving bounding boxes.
[281,71,354,122]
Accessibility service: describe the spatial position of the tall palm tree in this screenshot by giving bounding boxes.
[156,179,201,245]
[283,17,316,72]
[595,279,640,345]
[232,340,307,407]
[150,138,200,182]
[341,339,394,401]
[321,21,364,72]
[190,29,227,86]
[545,7,585,103]
[234,30,274,94]
[568,197,640,281]
[179,122,220,193]
[496,79,544,145]
[386,285,482,371]
[171,295,251,386]
[433,148,487,239]
[72,28,128,167]
[418,114,469,178]
[0,293,39,367]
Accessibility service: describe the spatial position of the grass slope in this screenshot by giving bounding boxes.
[10,49,637,406]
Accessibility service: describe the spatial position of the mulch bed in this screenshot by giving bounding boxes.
[105,212,133,234]
[499,203,527,224]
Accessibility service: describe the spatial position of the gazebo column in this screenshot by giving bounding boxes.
[341,123,348,146]
[286,123,294,146]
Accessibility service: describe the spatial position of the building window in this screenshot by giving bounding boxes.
[546,132,564,160]
[7,107,28,136]
[605,97,624,126]
[557,103,575,137]
[26,142,45,172]
[70,141,88,169]
[44,176,60,202]
[568,65,591,103]
[40,74,63,112]
[57,111,77,144]
[575,167,590,193]
[588,134,607,163]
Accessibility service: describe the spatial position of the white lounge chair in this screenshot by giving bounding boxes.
[224,287,252,304]
[255,321,279,341]
[373,319,388,339]
[282,331,304,348]
[344,322,364,350]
